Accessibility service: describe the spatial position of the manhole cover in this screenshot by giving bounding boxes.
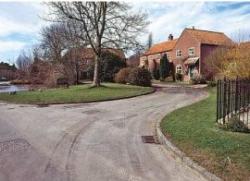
[0,138,30,154]
[141,136,158,144]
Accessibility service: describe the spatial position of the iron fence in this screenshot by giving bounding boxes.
[217,78,250,127]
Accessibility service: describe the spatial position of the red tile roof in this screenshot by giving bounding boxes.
[185,28,233,46]
[144,39,178,55]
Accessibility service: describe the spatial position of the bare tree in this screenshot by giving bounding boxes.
[61,20,88,84]
[40,23,67,62]
[16,50,33,72]
[47,2,148,87]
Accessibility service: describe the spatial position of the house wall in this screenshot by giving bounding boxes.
[0,69,16,80]
[139,56,147,67]
[171,30,200,81]
[172,30,200,66]
[200,44,218,78]
[142,51,172,72]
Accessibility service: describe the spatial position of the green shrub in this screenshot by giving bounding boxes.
[175,73,183,81]
[152,68,160,80]
[114,67,132,84]
[159,54,170,80]
[220,115,249,133]
[86,51,126,82]
[100,52,126,82]
[190,74,207,84]
[127,67,151,87]
[208,80,217,87]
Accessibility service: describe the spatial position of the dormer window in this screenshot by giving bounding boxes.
[176,50,182,57]
[188,47,195,56]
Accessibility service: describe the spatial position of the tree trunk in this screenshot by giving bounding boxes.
[92,55,101,87]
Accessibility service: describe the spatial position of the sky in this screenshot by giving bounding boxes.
[0,1,250,63]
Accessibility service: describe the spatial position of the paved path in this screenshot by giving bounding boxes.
[0,87,208,181]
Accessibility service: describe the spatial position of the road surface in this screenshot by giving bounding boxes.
[0,87,208,181]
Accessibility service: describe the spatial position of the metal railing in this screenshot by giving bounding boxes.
[217,78,250,127]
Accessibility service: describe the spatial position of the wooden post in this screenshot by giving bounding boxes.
[228,79,231,122]
[223,77,227,124]
[235,77,238,114]
[216,80,220,122]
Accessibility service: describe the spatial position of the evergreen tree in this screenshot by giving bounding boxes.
[147,32,153,49]
[159,54,169,80]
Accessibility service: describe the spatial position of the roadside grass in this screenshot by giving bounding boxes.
[161,88,250,180]
[0,83,153,104]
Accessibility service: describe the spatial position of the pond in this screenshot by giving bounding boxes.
[0,82,30,93]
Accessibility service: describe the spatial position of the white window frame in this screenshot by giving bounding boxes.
[176,64,183,74]
[188,47,195,56]
[176,50,182,57]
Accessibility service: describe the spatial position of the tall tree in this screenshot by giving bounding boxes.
[159,54,169,81]
[147,32,153,49]
[47,2,148,87]
[61,21,88,84]
[40,23,67,62]
[16,50,33,73]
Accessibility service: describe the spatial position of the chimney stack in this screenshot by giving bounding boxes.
[168,34,173,41]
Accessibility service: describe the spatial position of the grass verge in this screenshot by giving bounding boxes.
[160,88,250,181]
[0,83,153,104]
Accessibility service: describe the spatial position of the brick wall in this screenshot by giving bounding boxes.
[200,44,218,76]
[172,30,200,67]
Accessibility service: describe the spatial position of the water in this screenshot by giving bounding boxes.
[0,81,29,93]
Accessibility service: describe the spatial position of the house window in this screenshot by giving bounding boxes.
[176,64,183,74]
[188,47,195,56]
[176,50,182,57]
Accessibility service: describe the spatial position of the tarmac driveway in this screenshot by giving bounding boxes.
[0,87,207,181]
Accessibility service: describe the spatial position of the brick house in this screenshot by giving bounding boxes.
[140,28,233,81]
[140,34,177,72]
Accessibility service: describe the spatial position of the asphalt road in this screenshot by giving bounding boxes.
[0,87,208,181]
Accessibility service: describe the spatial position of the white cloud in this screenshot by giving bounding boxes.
[1,1,250,61]
[134,2,250,43]
[0,40,26,53]
[0,2,48,37]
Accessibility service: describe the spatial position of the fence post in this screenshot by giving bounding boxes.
[228,79,231,122]
[217,77,249,127]
[235,77,238,114]
[223,77,227,124]
[216,80,219,122]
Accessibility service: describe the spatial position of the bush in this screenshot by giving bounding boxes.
[114,67,132,84]
[86,51,126,82]
[208,80,217,87]
[56,77,69,88]
[221,115,249,133]
[152,68,160,80]
[100,52,126,82]
[10,79,31,85]
[190,74,207,84]
[159,54,170,80]
[175,73,183,81]
[127,67,152,87]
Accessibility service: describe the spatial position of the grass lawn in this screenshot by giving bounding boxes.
[161,88,250,180]
[0,83,153,104]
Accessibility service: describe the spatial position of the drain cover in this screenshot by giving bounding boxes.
[141,136,158,144]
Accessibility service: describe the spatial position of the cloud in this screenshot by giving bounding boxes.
[0,2,49,61]
[1,2,250,62]
[0,40,26,53]
[133,2,250,43]
[0,2,47,37]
